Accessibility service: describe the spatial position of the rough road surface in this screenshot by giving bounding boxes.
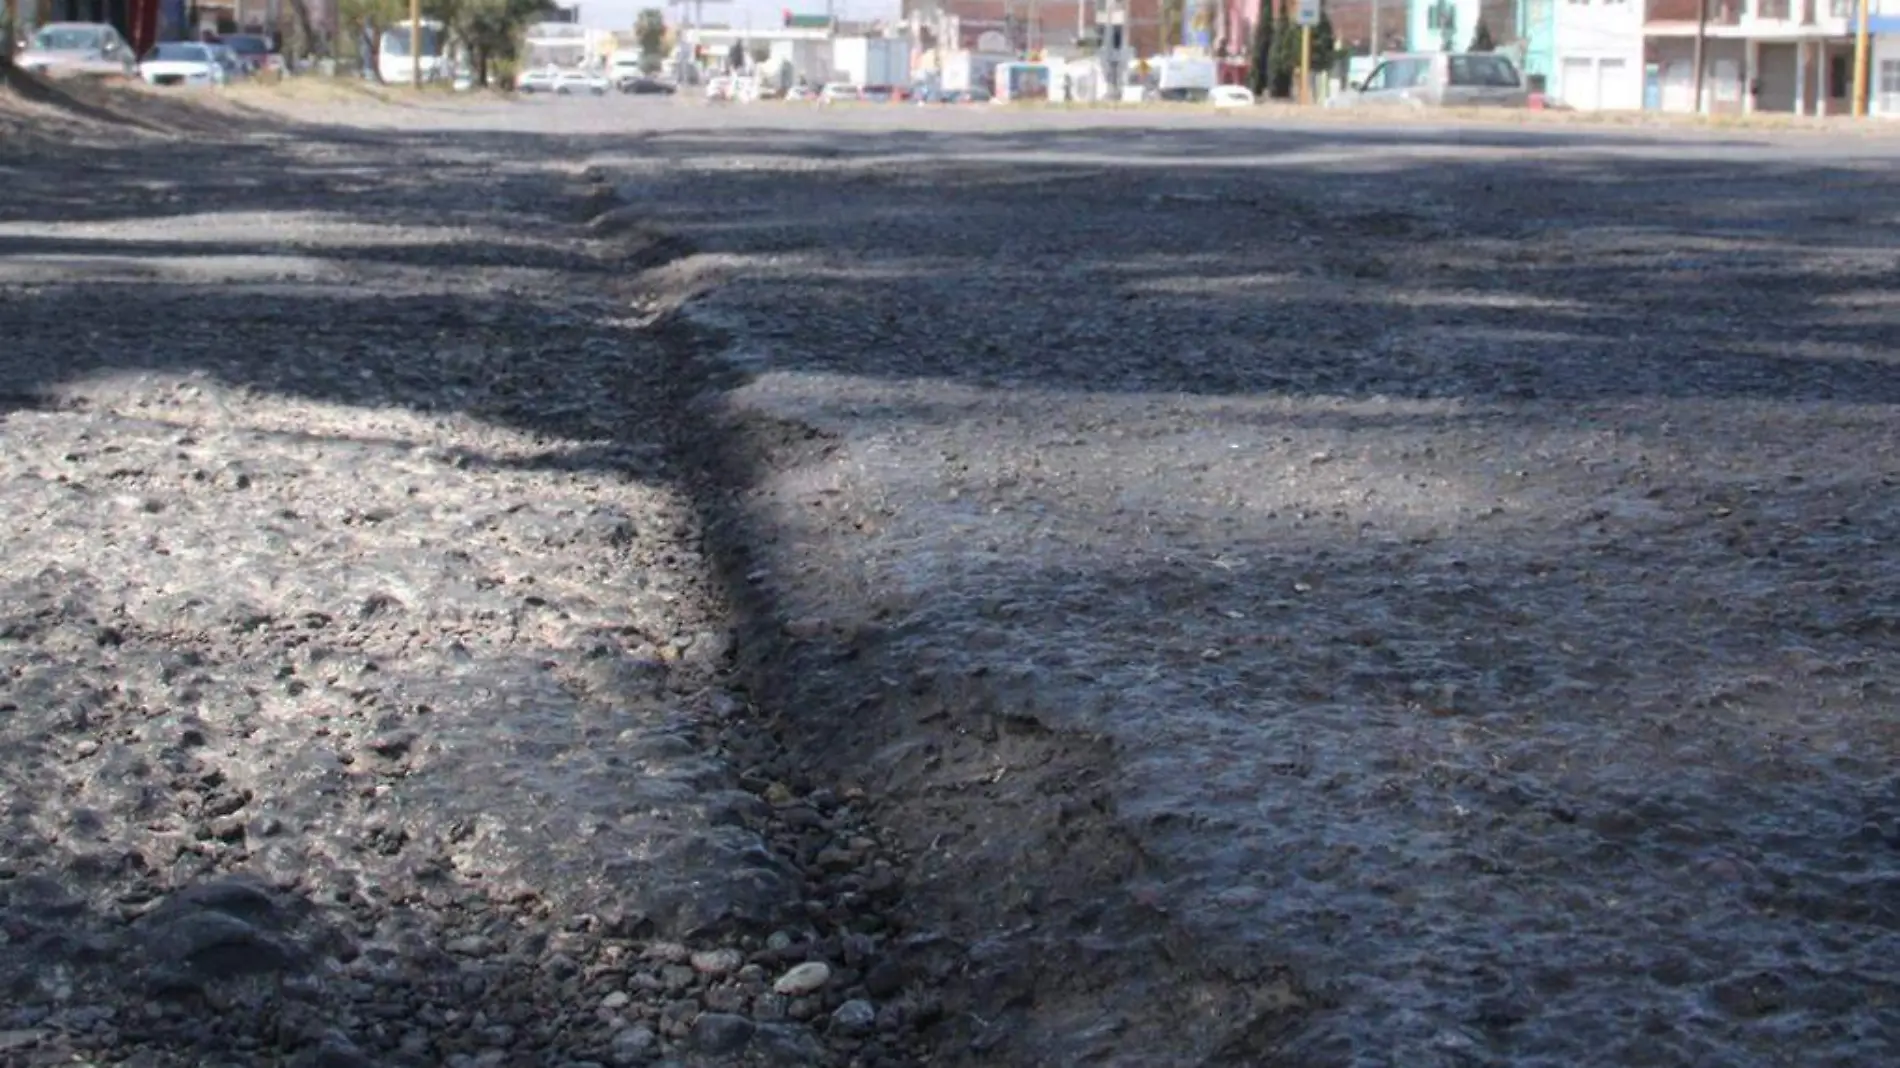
[0,88,921,1068]
[593,110,1900,1067]
[3,83,1899,1068]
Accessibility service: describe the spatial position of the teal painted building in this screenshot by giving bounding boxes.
[1404,0,1553,90]
[1516,0,1554,91]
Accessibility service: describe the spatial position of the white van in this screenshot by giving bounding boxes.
[1330,52,1529,110]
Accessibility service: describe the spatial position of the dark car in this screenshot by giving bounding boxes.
[218,33,280,76]
[619,76,676,95]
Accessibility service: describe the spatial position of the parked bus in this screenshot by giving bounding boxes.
[377,19,448,84]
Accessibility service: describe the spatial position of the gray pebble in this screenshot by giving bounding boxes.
[831,998,876,1034]
[609,1024,658,1064]
[642,941,689,963]
[752,993,788,1021]
[689,1012,755,1054]
[659,963,697,992]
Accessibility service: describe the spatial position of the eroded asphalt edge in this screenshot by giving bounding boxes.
[574,161,1326,1067]
[0,101,1309,1065]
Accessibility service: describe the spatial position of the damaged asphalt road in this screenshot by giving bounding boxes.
[4,92,1900,1067]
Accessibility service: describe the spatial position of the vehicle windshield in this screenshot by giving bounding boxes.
[380,27,444,58]
[33,26,105,52]
[222,34,271,56]
[1448,54,1521,87]
[149,43,211,62]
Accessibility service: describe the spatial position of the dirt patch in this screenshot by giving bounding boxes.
[0,66,270,158]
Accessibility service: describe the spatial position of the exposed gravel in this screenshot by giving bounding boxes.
[6,89,1900,1068]
[0,93,935,1068]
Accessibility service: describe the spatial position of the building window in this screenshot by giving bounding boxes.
[1880,59,1900,114]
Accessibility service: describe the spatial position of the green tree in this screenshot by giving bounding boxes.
[1246,10,1273,97]
[1267,8,1295,98]
[427,0,555,88]
[1311,12,1337,78]
[1265,4,1337,98]
[635,8,666,71]
[1469,19,1496,53]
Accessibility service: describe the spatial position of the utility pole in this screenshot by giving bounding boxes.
[409,0,421,87]
[1691,0,1706,114]
[1853,0,1870,117]
[1370,0,1379,59]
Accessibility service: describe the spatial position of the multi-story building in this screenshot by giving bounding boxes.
[1643,0,1863,114]
[1873,0,1900,115]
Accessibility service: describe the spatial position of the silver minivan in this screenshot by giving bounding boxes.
[1330,52,1528,110]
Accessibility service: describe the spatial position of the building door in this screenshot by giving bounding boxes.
[1878,57,1900,117]
[1756,43,1797,112]
[1597,57,1629,110]
[1661,58,1694,111]
[1561,56,1597,109]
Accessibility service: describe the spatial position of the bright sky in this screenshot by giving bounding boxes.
[574,0,901,33]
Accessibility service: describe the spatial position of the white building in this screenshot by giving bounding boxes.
[683,26,835,86]
[1552,0,1645,110]
[1870,2,1900,116]
[1642,0,1864,116]
[523,21,618,69]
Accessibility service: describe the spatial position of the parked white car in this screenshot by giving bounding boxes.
[139,42,228,88]
[554,69,609,96]
[15,22,137,79]
[818,82,861,105]
[1210,84,1256,108]
[516,68,560,94]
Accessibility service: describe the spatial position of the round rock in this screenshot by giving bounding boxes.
[771,961,831,996]
[689,947,743,977]
[689,1012,755,1055]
